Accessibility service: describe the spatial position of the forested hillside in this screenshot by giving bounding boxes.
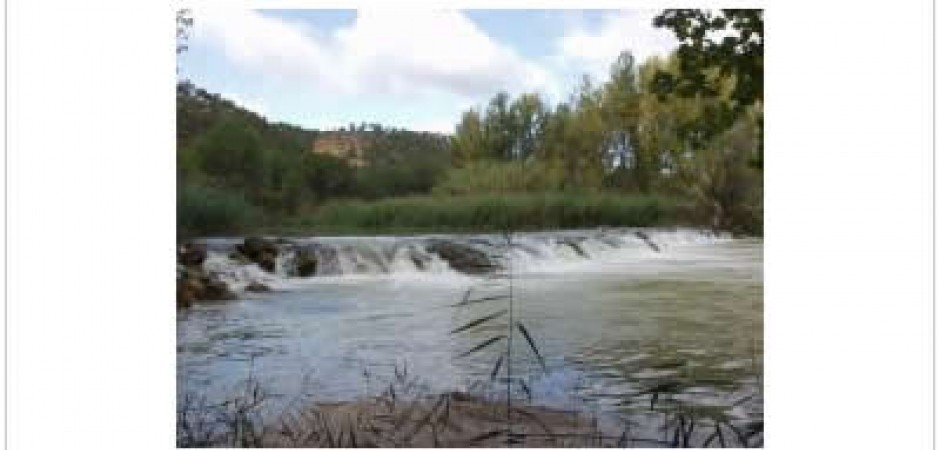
[176,84,453,235]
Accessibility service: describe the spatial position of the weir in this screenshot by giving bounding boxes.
[197,228,730,292]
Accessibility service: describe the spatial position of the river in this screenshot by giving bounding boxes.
[177,228,762,443]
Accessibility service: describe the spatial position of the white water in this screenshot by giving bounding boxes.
[197,228,732,291]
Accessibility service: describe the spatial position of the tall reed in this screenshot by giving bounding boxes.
[301,192,689,234]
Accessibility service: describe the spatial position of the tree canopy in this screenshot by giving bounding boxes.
[652,9,763,112]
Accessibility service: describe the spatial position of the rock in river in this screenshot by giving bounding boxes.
[177,266,235,308]
[294,249,318,277]
[426,240,497,274]
[237,236,279,273]
[246,281,273,293]
[177,241,207,267]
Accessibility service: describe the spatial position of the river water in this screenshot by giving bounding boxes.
[177,228,762,439]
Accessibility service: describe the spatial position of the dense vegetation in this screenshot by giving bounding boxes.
[177,9,762,237]
[177,83,453,235]
[283,193,685,234]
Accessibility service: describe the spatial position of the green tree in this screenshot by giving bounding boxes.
[686,114,763,234]
[508,93,548,160]
[535,77,607,190]
[602,51,649,190]
[189,117,266,190]
[569,78,608,190]
[299,153,354,200]
[453,110,486,166]
[651,9,763,112]
[651,9,763,167]
[483,92,515,160]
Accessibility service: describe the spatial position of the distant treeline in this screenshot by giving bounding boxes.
[177,10,763,237]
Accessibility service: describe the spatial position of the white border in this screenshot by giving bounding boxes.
[4,1,935,448]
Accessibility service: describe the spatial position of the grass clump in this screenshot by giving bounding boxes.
[177,183,259,237]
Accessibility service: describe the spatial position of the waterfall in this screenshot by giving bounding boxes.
[196,228,730,290]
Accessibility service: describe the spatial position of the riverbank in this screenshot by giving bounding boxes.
[261,393,608,447]
[178,386,761,447]
[178,192,723,239]
[178,381,763,448]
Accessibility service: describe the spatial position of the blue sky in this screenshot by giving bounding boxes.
[179,9,678,133]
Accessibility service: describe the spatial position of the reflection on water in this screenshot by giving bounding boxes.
[178,230,762,433]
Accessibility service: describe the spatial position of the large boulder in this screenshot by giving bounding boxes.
[294,249,318,277]
[237,237,279,273]
[200,273,235,300]
[255,253,277,273]
[176,267,203,308]
[177,241,207,267]
[426,240,497,274]
[246,281,272,293]
[177,274,196,308]
[176,267,235,308]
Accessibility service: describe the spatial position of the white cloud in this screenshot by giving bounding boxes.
[193,9,555,100]
[556,10,679,83]
[410,117,459,134]
[194,9,333,86]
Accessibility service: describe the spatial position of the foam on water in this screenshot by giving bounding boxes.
[196,228,729,292]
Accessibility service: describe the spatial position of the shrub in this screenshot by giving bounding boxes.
[432,161,567,196]
[177,183,259,237]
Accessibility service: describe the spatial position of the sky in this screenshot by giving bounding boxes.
[178,9,679,134]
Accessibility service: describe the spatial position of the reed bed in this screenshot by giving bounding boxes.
[297,193,691,234]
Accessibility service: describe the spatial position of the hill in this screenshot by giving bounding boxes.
[176,81,453,236]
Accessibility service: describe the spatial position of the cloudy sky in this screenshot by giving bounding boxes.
[179,9,678,133]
